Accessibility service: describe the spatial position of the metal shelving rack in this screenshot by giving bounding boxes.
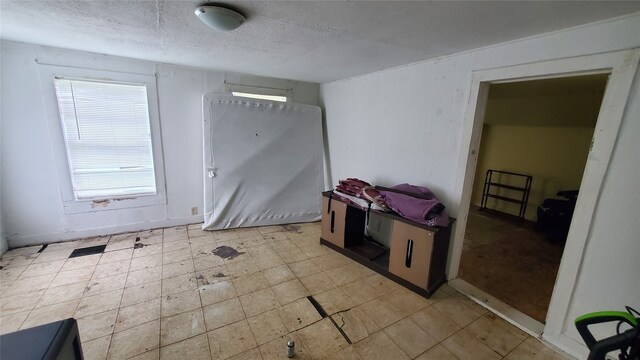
[480,169,532,220]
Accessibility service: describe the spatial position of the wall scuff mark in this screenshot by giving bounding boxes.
[91,199,111,208]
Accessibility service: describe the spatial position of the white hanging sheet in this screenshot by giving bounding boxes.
[202,93,323,230]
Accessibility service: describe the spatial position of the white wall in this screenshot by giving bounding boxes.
[0,41,319,248]
[0,218,5,256]
[320,14,640,358]
[0,51,6,256]
[0,219,5,255]
[0,101,5,255]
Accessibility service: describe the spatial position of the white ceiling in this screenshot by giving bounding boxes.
[1,1,639,83]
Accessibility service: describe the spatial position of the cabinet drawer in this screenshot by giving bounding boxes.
[388,221,434,288]
[321,197,348,248]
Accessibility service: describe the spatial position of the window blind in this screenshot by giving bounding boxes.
[54,78,157,200]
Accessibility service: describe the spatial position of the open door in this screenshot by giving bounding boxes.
[448,50,639,344]
[458,74,607,325]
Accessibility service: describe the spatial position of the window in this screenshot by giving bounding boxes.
[231,91,287,102]
[54,78,157,199]
[39,64,166,213]
[224,82,291,103]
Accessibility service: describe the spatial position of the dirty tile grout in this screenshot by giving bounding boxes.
[0,223,575,360]
[11,255,101,332]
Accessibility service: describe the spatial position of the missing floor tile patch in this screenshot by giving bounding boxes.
[38,244,48,253]
[69,245,106,258]
[212,245,245,260]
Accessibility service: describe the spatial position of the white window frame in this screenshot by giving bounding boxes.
[230,91,287,102]
[224,82,292,103]
[39,65,166,214]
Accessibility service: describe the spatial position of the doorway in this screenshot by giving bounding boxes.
[458,74,608,324]
[447,50,639,344]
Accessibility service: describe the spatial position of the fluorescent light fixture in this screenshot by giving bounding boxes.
[232,92,287,102]
[195,6,245,31]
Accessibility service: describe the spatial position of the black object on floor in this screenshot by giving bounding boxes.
[0,318,84,360]
[537,189,579,242]
[69,245,106,258]
[38,244,48,253]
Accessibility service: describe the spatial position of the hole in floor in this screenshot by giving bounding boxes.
[69,245,107,258]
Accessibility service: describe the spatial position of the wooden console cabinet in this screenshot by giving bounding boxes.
[320,191,453,297]
[321,196,366,248]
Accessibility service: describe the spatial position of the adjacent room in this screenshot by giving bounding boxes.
[459,74,607,324]
[1,2,639,360]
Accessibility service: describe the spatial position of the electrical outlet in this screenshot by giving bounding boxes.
[191,207,198,215]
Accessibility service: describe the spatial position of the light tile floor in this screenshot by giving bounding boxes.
[0,223,573,360]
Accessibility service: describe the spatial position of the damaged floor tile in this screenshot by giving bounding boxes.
[0,221,572,360]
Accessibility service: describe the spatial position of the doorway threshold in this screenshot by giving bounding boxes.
[448,278,544,337]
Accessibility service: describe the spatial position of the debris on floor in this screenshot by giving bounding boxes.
[212,245,245,260]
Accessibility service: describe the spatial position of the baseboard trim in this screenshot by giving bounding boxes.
[7,215,204,249]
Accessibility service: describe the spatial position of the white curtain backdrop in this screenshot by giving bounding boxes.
[202,93,323,230]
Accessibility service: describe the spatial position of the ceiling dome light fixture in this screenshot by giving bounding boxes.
[195,5,245,31]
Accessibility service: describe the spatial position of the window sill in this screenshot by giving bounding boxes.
[62,193,166,214]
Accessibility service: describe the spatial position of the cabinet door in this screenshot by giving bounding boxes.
[321,197,347,248]
[388,221,434,288]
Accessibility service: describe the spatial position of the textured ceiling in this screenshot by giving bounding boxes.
[1,1,639,83]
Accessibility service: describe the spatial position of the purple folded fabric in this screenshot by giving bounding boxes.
[379,183,450,227]
[392,183,438,198]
